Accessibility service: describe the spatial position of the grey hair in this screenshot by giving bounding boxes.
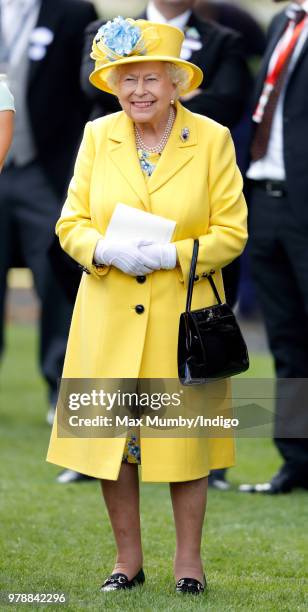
[105,61,191,96]
[164,62,191,96]
[105,67,121,93]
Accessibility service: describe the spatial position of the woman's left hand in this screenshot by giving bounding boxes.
[139,243,177,270]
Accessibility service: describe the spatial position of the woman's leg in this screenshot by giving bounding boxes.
[100,462,143,579]
[170,476,208,583]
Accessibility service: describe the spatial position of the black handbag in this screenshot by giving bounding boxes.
[178,239,249,385]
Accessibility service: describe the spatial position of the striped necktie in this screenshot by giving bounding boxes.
[251,9,306,162]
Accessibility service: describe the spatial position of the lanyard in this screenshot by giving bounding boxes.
[267,16,307,86]
[253,15,308,124]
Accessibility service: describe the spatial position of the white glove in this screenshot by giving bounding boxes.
[139,242,177,270]
[94,239,157,276]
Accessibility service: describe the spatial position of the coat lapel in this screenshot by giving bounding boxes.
[147,102,197,195]
[254,14,288,104]
[287,33,308,85]
[108,103,196,206]
[108,112,151,211]
[28,0,62,87]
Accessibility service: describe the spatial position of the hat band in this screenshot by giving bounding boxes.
[98,36,147,63]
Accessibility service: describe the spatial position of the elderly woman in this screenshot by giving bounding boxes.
[47,17,247,595]
[0,76,14,171]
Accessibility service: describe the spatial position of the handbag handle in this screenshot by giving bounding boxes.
[185,239,222,312]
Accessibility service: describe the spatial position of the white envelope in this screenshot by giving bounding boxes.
[105,203,176,243]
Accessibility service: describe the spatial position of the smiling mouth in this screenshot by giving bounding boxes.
[131,101,155,108]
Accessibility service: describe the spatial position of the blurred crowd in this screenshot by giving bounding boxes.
[1,0,308,493]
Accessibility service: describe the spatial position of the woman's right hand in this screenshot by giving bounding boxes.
[94,239,157,276]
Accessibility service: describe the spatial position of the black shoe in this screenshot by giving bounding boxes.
[239,465,308,494]
[56,469,95,484]
[176,575,206,595]
[208,469,230,491]
[100,569,145,592]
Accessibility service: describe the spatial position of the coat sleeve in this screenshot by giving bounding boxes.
[55,122,109,280]
[175,127,248,286]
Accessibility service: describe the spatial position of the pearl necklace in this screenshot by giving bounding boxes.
[134,106,176,154]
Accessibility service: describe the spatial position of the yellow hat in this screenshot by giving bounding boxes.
[89,16,203,95]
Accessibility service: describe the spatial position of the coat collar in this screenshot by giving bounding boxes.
[108,102,197,211]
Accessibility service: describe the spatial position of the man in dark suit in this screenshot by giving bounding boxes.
[241,0,308,494]
[0,0,97,418]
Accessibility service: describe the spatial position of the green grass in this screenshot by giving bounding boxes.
[0,325,307,611]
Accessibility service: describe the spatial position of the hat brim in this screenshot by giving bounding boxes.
[89,56,203,95]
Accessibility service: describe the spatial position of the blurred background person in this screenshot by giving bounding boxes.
[241,0,308,494]
[0,0,97,425]
[195,0,267,487]
[194,1,267,322]
[195,0,266,170]
[0,75,14,169]
[196,1,266,62]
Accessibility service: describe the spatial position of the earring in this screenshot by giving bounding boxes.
[170,99,175,105]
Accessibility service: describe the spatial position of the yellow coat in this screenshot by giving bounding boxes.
[47,101,248,482]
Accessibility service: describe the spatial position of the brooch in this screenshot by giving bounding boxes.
[180,128,190,142]
[137,149,156,176]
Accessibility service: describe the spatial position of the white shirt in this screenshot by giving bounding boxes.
[146,1,191,31]
[247,1,308,181]
[0,0,41,66]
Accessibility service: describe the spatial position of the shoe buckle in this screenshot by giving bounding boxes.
[103,575,127,587]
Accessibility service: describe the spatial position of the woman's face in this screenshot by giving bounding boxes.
[116,61,177,125]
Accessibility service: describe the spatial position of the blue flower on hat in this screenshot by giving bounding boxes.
[96,16,142,57]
